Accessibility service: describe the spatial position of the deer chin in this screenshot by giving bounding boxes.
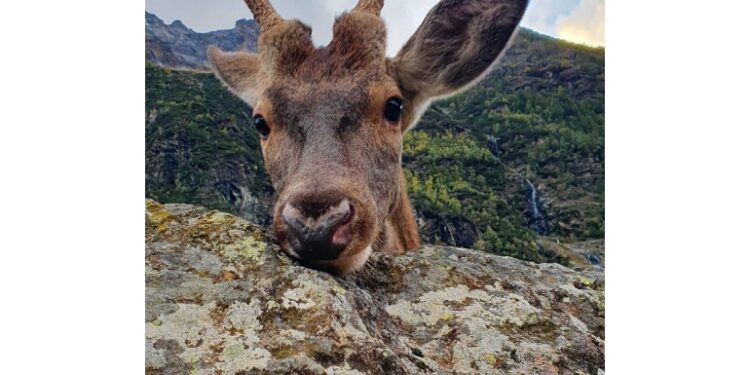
[313,245,372,275]
[281,243,372,275]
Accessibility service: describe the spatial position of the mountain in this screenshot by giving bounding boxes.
[146,11,258,68]
[146,200,605,374]
[144,13,604,266]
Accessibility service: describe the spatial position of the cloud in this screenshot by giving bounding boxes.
[146,0,605,52]
[270,0,605,51]
[522,0,579,37]
[555,0,604,46]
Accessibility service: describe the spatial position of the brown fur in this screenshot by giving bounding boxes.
[209,0,528,274]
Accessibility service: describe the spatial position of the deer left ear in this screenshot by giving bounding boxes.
[207,46,264,107]
[389,0,529,130]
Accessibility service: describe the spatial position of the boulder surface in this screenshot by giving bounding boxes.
[146,200,604,374]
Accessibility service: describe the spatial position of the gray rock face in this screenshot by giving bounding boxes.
[146,12,258,68]
[146,200,604,374]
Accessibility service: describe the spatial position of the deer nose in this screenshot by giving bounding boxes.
[281,199,354,261]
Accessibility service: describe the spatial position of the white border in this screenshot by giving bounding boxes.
[2,1,144,372]
[607,1,750,374]
[1,0,749,373]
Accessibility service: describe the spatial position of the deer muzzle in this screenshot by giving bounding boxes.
[280,198,355,261]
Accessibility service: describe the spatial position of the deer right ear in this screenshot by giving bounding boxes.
[207,46,264,106]
[389,0,529,131]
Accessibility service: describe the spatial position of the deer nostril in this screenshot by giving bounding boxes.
[281,204,305,232]
[281,199,354,261]
[331,202,354,246]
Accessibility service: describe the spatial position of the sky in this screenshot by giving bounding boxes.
[146,0,604,55]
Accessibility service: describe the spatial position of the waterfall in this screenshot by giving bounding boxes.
[442,221,457,246]
[526,179,539,218]
[486,135,502,158]
[525,179,549,235]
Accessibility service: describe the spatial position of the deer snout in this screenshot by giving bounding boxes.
[281,198,354,261]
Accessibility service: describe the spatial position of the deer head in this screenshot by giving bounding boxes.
[208,0,528,274]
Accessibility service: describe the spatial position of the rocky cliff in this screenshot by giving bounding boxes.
[146,200,604,374]
[146,12,258,68]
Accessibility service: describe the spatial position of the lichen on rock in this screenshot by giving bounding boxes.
[145,200,604,374]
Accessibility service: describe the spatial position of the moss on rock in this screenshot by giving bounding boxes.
[145,200,604,374]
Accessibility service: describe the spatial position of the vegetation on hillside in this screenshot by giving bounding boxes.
[409,30,605,246]
[145,64,268,219]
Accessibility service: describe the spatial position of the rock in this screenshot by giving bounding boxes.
[146,12,259,69]
[146,200,604,374]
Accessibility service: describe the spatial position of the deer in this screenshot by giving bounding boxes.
[207,0,529,275]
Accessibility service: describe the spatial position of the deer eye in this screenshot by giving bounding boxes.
[253,115,270,139]
[383,97,403,123]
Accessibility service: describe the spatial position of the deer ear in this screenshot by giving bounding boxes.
[207,46,264,106]
[390,0,528,130]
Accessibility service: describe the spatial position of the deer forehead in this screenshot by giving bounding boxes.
[258,73,400,128]
[257,11,387,81]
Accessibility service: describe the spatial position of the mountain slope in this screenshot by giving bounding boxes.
[410,29,605,243]
[144,13,604,265]
[145,64,270,225]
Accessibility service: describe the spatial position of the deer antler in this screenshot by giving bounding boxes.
[244,0,283,32]
[353,0,384,16]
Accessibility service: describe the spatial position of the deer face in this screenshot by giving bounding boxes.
[258,68,405,274]
[209,0,528,274]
